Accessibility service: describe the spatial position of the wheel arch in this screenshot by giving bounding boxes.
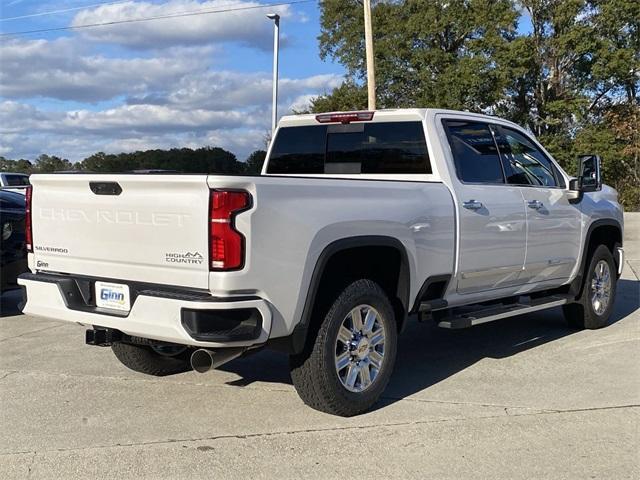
[570,218,623,297]
[271,236,411,355]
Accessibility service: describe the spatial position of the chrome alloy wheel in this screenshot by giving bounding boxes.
[591,260,612,316]
[334,304,386,393]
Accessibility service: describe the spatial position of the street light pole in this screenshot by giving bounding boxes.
[363,0,376,110]
[267,13,280,137]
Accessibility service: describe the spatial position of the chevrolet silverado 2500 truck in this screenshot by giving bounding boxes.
[19,109,624,416]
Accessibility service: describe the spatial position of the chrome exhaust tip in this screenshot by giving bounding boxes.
[190,348,244,373]
[190,349,215,373]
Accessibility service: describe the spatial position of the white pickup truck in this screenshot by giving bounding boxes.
[19,109,624,416]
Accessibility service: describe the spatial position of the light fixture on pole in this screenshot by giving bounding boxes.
[267,13,280,137]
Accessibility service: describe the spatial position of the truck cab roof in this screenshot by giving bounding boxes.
[277,108,523,130]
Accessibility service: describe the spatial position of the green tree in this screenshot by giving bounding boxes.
[77,147,244,174]
[244,150,267,174]
[587,0,639,108]
[510,0,639,200]
[33,154,74,173]
[0,157,34,174]
[497,1,638,134]
[309,81,368,113]
[316,0,518,111]
[574,104,640,210]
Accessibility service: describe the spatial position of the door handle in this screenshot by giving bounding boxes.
[463,200,483,211]
[528,200,544,210]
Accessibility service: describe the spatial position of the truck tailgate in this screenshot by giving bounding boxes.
[30,174,211,289]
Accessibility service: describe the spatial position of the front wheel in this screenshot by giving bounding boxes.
[289,279,397,417]
[563,244,617,330]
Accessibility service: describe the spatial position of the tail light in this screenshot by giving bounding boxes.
[209,190,251,270]
[25,185,33,252]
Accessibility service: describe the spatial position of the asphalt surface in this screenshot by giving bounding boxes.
[1,214,638,479]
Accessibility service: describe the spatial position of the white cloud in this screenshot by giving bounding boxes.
[0,37,340,107]
[204,128,268,153]
[63,104,256,133]
[0,66,340,160]
[0,99,267,161]
[153,71,342,110]
[0,38,210,102]
[0,100,254,135]
[288,93,316,112]
[72,0,291,50]
[0,2,344,162]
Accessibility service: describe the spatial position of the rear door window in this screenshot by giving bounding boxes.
[442,120,505,184]
[267,121,431,175]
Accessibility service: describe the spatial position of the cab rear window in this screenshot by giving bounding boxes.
[267,121,431,175]
[3,175,30,186]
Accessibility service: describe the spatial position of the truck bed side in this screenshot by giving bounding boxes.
[204,175,455,339]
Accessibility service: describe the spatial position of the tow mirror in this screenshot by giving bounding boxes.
[569,155,602,195]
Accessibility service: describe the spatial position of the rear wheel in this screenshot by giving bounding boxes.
[111,341,191,376]
[289,279,397,417]
[563,244,617,329]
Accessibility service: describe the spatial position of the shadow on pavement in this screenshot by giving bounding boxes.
[0,289,23,317]
[220,278,639,408]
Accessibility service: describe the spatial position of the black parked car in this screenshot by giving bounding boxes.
[1,190,28,292]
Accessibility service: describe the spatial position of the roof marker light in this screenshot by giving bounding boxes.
[315,111,375,124]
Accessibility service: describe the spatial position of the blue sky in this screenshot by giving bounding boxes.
[2,0,342,79]
[0,1,345,161]
[0,1,532,162]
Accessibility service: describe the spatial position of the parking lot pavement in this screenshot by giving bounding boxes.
[1,215,638,480]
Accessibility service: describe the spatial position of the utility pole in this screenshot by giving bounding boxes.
[267,13,280,136]
[363,0,376,110]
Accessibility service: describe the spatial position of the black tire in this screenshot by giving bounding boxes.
[563,244,617,329]
[111,342,191,376]
[289,279,398,417]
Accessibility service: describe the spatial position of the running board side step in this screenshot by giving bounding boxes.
[437,295,571,329]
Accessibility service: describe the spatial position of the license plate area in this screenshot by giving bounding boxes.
[95,281,131,312]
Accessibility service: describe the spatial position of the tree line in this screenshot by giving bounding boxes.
[314,0,638,209]
[0,148,267,176]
